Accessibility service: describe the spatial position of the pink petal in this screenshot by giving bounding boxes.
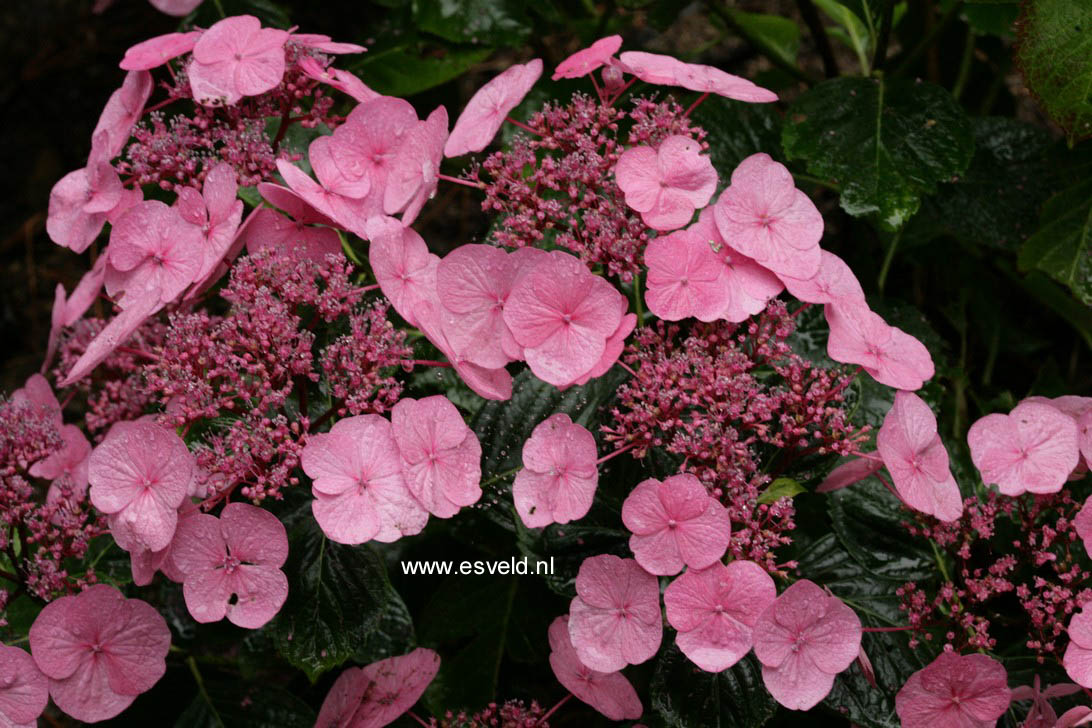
[222,564,288,629]
[547,616,643,720]
[171,512,227,576]
[761,653,836,711]
[0,646,48,725]
[221,502,288,567]
[779,250,866,306]
[366,217,439,328]
[93,70,153,159]
[622,474,730,575]
[355,648,441,726]
[825,301,935,391]
[383,105,448,224]
[120,31,201,71]
[444,59,543,157]
[968,400,1080,496]
[553,36,623,80]
[617,51,683,85]
[816,456,883,493]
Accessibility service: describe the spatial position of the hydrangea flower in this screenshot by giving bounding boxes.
[663,560,776,672]
[28,585,170,723]
[92,70,153,158]
[553,35,623,80]
[171,503,289,628]
[298,56,378,103]
[778,250,866,306]
[621,473,731,575]
[824,301,936,391]
[877,390,963,522]
[615,135,717,231]
[384,105,449,224]
[300,414,427,544]
[547,616,643,720]
[188,15,289,105]
[46,132,125,254]
[752,579,862,710]
[445,58,543,157]
[1066,607,1092,688]
[391,396,482,519]
[968,399,1080,496]
[275,159,369,238]
[617,51,777,102]
[105,200,203,309]
[895,651,1012,728]
[30,423,91,503]
[315,648,441,728]
[412,299,514,401]
[0,645,48,728]
[512,413,599,528]
[176,162,244,290]
[568,554,663,672]
[503,250,626,387]
[120,30,201,71]
[245,182,342,262]
[330,96,419,214]
[88,420,195,552]
[643,220,730,321]
[366,216,440,329]
[712,152,822,280]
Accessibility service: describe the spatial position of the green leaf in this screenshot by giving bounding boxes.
[813,0,873,72]
[1018,177,1092,306]
[1015,0,1092,144]
[175,681,315,728]
[351,588,416,665]
[414,0,533,45]
[651,645,777,728]
[828,479,934,581]
[725,9,801,67]
[272,519,392,681]
[782,76,974,229]
[757,477,806,504]
[691,96,784,172]
[354,45,493,97]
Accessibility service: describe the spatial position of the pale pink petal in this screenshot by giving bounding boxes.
[120,31,200,71]
[93,70,153,158]
[825,301,935,391]
[366,216,439,328]
[553,36,623,80]
[968,401,1080,496]
[355,648,441,727]
[547,616,643,720]
[0,646,48,725]
[444,59,543,157]
[568,555,662,671]
[779,250,866,306]
[221,502,288,567]
[222,565,288,629]
[384,105,448,224]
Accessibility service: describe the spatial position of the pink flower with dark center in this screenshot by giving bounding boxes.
[120,31,201,71]
[553,35,623,80]
[244,183,342,263]
[816,456,883,493]
[547,615,643,720]
[105,200,203,309]
[0,645,47,728]
[30,424,91,504]
[444,58,543,157]
[713,153,822,280]
[175,162,244,291]
[188,15,289,105]
[778,250,866,306]
[315,648,440,728]
[392,396,482,519]
[384,105,449,224]
[503,250,626,387]
[895,651,1012,728]
[752,579,862,710]
[878,390,963,522]
[622,473,731,575]
[967,400,1080,496]
[171,503,289,628]
[88,420,195,552]
[568,554,663,672]
[300,415,427,545]
[93,70,153,158]
[46,132,125,253]
[28,584,170,723]
[664,560,776,672]
[824,301,935,391]
[366,216,440,328]
[615,135,717,231]
[617,51,777,102]
[512,413,599,528]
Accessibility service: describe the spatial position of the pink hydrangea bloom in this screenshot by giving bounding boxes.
[778,250,866,306]
[553,35,623,80]
[188,15,289,105]
[444,58,543,157]
[0,645,48,728]
[366,216,440,329]
[967,400,1080,496]
[752,579,862,710]
[384,105,449,224]
[824,301,936,391]
[621,473,731,575]
[412,299,514,401]
[617,51,777,102]
[713,152,822,280]
[30,424,91,504]
[1065,606,1092,689]
[93,70,153,158]
[315,648,440,728]
[176,162,244,291]
[245,183,341,262]
[300,415,427,544]
[895,651,1012,728]
[547,615,643,720]
[46,132,125,253]
[878,391,963,522]
[120,30,201,71]
[330,97,419,213]
[512,413,599,528]
[171,503,288,628]
[28,584,170,723]
[816,455,883,493]
[88,420,195,552]
[568,554,663,672]
[615,135,717,231]
[392,396,482,519]
[644,222,729,321]
[503,250,626,387]
[105,200,203,308]
[663,560,776,672]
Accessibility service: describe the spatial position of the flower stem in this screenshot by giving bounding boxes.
[505,116,540,136]
[537,694,572,725]
[437,173,484,190]
[596,442,637,465]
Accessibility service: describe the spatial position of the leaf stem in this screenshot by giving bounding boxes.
[952,26,976,101]
[187,656,224,728]
[876,227,903,295]
[481,466,521,488]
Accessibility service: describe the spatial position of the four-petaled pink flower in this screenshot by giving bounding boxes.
[1065,606,1092,689]
[824,301,935,391]
[713,152,822,280]
[895,651,1012,728]
[171,503,289,629]
[553,35,623,80]
[547,615,643,721]
[664,560,776,672]
[391,396,483,519]
[503,250,626,387]
[752,579,862,710]
[644,220,730,321]
[88,420,195,552]
[28,584,170,723]
[967,399,1080,496]
[568,554,663,672]
[444,58,543,158]
[188,15,289,106]
[0,645,48,728]
[46,132,126,254]
[512,413,599,528]
[315,648,440,728]
[175,162,245,293]
[615,135,717,232]
[621,473,731,575]
[878,390,963,522]
[300,415,427,545]
[105,200,203,309]
[366,216,440,329]
[245,182,342,263]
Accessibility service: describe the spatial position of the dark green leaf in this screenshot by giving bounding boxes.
[691,97,784,173]
[725,10,801,67]
[782,76,974,229]
[651,645,777,728]
[415,0,533,45]
[1015,0,1092,144]
[175,681,315,728]
[351,588,416,665]
[272,519,392,681]
[828,479,934,581]
[354,45,493,97]
[1018,178,1092,306]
